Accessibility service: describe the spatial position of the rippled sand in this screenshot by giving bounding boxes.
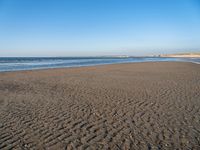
[0,62,200,149]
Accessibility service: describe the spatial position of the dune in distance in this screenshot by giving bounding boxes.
[159,52,200,58]
[0,62,200,149]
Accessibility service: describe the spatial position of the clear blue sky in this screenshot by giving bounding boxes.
[0,0,200,56]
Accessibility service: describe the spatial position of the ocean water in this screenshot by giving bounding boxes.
[0,57,199,72]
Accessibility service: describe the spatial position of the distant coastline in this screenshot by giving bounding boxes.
[159,52,200,58]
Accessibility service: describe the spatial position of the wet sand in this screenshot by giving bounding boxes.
[0,62,200,149]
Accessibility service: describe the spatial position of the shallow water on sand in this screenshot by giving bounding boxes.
[0,57,199,72]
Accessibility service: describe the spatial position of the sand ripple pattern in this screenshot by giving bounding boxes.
[0,62,200,149]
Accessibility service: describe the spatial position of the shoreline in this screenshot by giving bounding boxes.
[0,60,199,74]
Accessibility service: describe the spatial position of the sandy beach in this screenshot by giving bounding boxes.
[0,62,200,149]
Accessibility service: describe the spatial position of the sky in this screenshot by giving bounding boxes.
[0,0,200,56]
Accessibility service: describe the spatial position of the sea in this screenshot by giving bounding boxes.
[0,57,199,72]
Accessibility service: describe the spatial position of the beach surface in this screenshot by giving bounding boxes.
[0,62,200,149]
